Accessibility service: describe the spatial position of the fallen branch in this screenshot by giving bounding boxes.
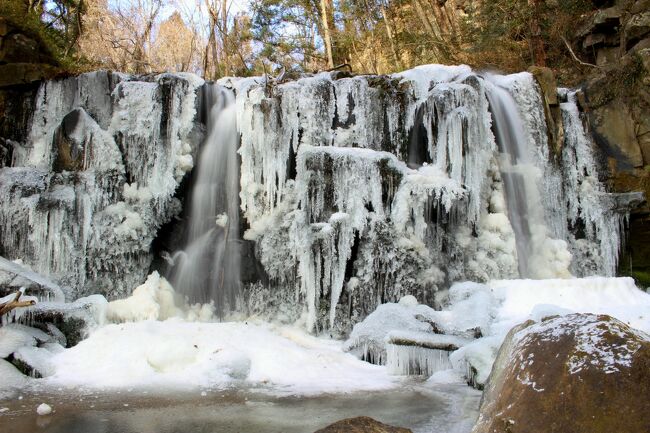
[561,36,600,69]
[327,63,353,73]
[0,290,36,317]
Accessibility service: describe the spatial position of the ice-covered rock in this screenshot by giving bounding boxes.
[0,325,37,358]
[13,345,56,377]
[0,257,65,302]
[36,403,52,415]
[343,294,479,376]
[10,295,108,346]
[0,358,28,392]
[348,277,650,386]
[0,71,204,299]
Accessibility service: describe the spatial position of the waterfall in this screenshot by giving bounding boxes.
[0,66,635,333]
[169,84,241,311]
[485,76,569,279]
[485,78,541,278]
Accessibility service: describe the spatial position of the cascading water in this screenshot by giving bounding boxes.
[485,76,565,278]
[169,84,241,312]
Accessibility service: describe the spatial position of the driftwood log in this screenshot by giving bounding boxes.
[0,290,36,317]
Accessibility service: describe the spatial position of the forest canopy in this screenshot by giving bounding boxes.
[0,0,608,81]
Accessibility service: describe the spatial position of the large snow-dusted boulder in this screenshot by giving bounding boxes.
[473,314,650,433]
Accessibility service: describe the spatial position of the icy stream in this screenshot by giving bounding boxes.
[0,385,480,433]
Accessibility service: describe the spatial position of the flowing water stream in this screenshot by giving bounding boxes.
[169,85,241,311]
[485,77,548,278]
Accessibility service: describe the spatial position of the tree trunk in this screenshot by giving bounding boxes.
[319,0,334,69]
[528,0,546,66]
[221,0,229,76]
[380,5,403,71]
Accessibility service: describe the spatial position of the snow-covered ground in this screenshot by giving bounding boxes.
[345,276,650,387]
[43,320,398,394]
[2,274,649,398]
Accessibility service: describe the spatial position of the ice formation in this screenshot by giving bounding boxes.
[345,277,650,385]
[107,271,215,323]
[229,66,635,332]
[0,71,204,299]
[0,64,640,334]
[36,403,52,415]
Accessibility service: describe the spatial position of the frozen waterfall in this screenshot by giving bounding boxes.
[485,76,569,279]
[0,66,638,335]
[169,84,241,311]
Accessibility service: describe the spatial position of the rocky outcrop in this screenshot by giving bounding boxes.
[314,417,412,433]
[572,1,650,286]
[0,17,61,88]
[473,313,650,433]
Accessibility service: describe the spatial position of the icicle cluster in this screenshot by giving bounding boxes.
[560,91,627,276]
[233,67,633,333]
[0,71,203,299]
[0,65,634,333]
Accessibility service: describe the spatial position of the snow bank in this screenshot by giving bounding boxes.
[346,277,650,388]
[449,277,650,386]
[44,321,396,394]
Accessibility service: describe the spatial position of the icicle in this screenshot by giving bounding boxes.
[386,343,452,376]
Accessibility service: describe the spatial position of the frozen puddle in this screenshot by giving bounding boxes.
[0,384,480,433]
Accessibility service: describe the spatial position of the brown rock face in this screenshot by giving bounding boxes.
[575,1,650,286]
[0,17,60,88]
[314,416,412,433]
[472,313,650,433]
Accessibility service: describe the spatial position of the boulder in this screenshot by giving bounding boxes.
[625,11,650,43]
[472,313,650,433]
[314,417,412,433]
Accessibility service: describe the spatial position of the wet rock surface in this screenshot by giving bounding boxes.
[314,416,412,433]
[573,0,650,286]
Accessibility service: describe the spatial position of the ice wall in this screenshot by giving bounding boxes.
[230,67,634,334]
[0,65,635,334]
[0,71,204,299]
